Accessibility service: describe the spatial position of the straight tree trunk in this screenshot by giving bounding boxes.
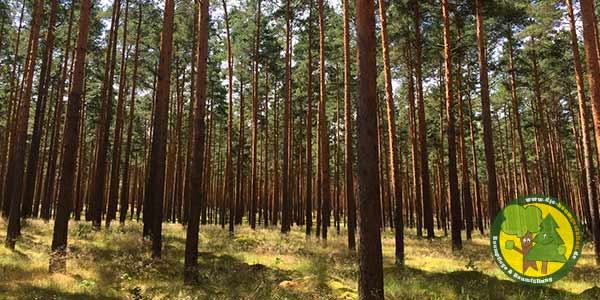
[236,81,245,225]
[272,82,279,226]
[173,65,185,223]
[184,0,209,283]
[317,0,331,240]
[565,0,592,233]
[91,0,121,229]
[413,0,433,238]
[74,100,87,221]
[342,0,356,250]
[22,0,59,218]
[306,0,314,237]
[35,80,57,217]
[250,0,262,230]
[355,0,385,298]
[164,76,176,222]
[222,0,234,234]
[41,12,76,219]
[0,1,25,217]
[455,22,473,240]
[437,60,448,236]
[147,0,175,258]
[183,0,199,225]
[474,0,499,221]
[441,0,462,251]
[281,0,292,234]
[5,0,44,249]
[404,45,420,232]
[506,30,530,194]
[142,63,158,237]
[334,67,341,234]
[203,99,213,225]
[377,0,403,265]
[107,0,130,228]
[120,2,142,224]
[262,67,270,228]
[49,0,92,272]
[579,0,600,265]
[530,47,555,197]
[466,82,484,234]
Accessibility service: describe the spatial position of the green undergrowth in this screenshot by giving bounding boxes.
[0,218,598,300]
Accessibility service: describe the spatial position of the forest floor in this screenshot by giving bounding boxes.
[0,219,599,300]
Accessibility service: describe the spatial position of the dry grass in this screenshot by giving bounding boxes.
[0,218,598,300]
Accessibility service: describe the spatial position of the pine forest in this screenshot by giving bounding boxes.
[1,0,600,299]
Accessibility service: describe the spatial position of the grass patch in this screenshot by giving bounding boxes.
[0,218,598,299]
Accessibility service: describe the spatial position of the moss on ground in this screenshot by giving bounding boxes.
[0,219,598,300]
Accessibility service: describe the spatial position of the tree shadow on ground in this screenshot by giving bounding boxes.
[82,231,304,299]
[2,285,122,300]
[190,252,299,299]
[568,263,600,283]
[385,266,600,300]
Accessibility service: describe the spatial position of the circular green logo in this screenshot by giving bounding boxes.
[490,195,584,285]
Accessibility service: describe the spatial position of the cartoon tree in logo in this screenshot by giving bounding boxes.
[501,204,543,273]
[524,214,567,274]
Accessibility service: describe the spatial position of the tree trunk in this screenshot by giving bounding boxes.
[404,45,419,231]
[107,0,130,228]
[236,81,245,225]
[222,0,234,233]
[90,0,121,229]
[465,63,484,234]
[506,30,530,194]
[580,0,600,265]
[474,0,499,222]
[437,59,448,236]
[377,0,403,265]
[355,0,385,298]
[272,82,279,226]
[0,1,25,217]
[565,0,591,233]
[250,0,262,230]
[262,66,270,228]
[530,47,555,197]
[41,49,71,221]
[147,0,175,258]
[342,0,356,251]
[5,0,44,249]
[49,0,92,272]
[184,0,208,283]
[317,0,331,241]
[413,0,433,238]
[441,0,462,251]
[306,0,314,237]
[334,66,341,235]
[142,63,158,238]
[376,103,384,228]
[22,0,59,218]
[182,0,199,225]
[74,100,87,221]
[281,0,292,234]
[120,2,142,224]
[455,21,473,240]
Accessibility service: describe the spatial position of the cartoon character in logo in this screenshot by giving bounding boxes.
[501,204,543,273]
[524,214,567,274]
